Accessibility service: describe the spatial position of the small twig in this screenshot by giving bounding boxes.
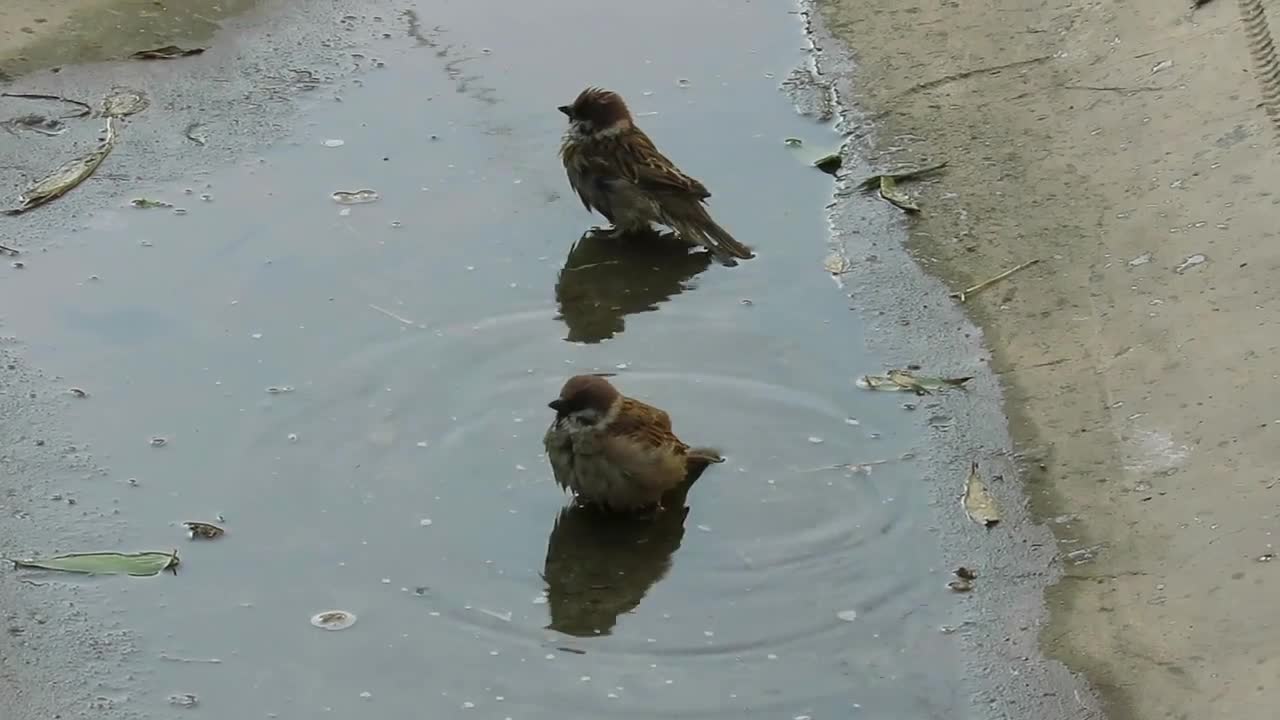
[1062,84,1171,93]
[796,459,890,473]
[1,92,93,118]
[0,244,18,255]
[950,259,1042,302]
[369,303,415,325]
[890,55,1053,101]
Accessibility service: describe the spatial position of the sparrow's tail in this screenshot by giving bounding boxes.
[672,206,755,267]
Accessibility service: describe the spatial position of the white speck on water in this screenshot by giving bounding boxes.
[380,578,390,584]
[461,701,475,709]
[149,436,167,447]
[287,433,299,443]
[1128,252,1152,267]
[808,436,824,444]
[532,595,548,605]
[359,692,372,699]
[250,333,263,339]
[416,441,429,448]
[696,524,711,532]
[767,653,779,660]
[837,609,858,622]
[844,417,860,426]
[545,653,556,660]
[580,676,591,682]
[478,608,512,623]
[339,208,351,216]
[323,138,345,147]
[515,464,527,471]
[419,518,433,526]
[1151,59,1173,74]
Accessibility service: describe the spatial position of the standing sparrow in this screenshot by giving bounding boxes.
[558,86,755,267]
[543,374,724,512]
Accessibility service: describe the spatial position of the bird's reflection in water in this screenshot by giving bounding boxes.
[553,231,714,343]
[540,460,717,638]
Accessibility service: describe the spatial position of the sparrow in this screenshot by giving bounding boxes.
[558,86,755,267]
[543,374,724,512]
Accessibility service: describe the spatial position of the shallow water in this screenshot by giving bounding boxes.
[1,0,972,717]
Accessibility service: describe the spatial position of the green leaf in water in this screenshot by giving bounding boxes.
[130,198,173,209]
[10,550,180,576]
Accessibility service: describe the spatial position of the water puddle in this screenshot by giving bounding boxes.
[0,0,975,716]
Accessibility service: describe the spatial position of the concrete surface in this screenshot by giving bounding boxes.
[813,0,1280,717]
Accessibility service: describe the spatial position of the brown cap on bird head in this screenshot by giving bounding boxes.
[548,374,621,417]
[557,87,633,128]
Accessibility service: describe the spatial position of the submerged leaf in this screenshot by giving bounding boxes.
[11,550,179,576]
[311,609,357,630]
[5,117,116,215]
[101,87,149,118]
[184,122,208,146]
[131,198,173,209]
[961,461,1001,527]
[130,45,206,60]
[856,370,972,394]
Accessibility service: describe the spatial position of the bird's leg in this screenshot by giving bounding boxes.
[655,229,699,249]
[582,225,625,240]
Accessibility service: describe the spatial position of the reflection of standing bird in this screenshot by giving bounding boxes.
[543,374,723,512]
[554,231,713,343]
[541,434,716,638]
[557,86,755,267]
[541,501,690,638]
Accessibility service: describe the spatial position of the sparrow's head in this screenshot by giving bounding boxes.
[549,374,621,426]
[558,87,633,136]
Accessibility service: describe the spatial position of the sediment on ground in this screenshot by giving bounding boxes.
[815,0,1280,718]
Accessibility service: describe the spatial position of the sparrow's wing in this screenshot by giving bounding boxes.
[625,132,711,200]
[566,153,630,223]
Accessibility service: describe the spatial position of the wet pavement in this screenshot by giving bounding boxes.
[0,1,1020,718]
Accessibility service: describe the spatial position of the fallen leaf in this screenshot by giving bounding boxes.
[962,460,1001,527]
[10,550,179,576]
[130,45,206,60]
[856,370,972,394]
[878,176,919,213]
[4,118,116,215]
[182,522,224,540]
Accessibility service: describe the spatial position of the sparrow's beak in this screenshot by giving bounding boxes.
[548,399,565,413]
[557,105,572,117]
